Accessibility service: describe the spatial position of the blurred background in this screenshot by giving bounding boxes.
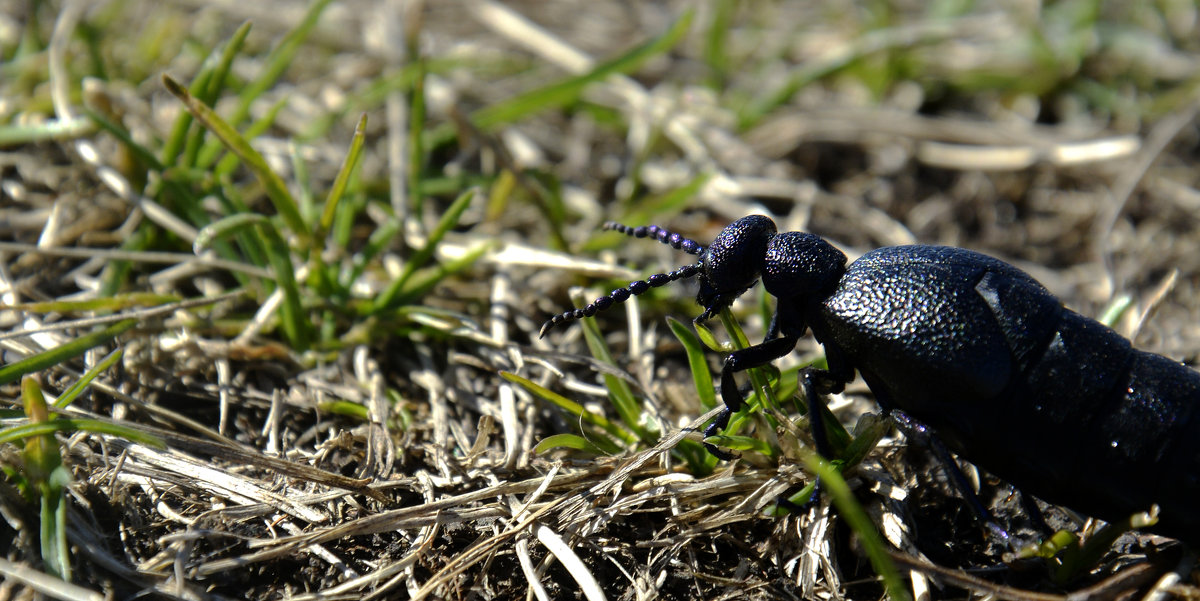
[3,1,1200,599]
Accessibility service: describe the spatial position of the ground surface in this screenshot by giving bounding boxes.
[3,1,1200,600]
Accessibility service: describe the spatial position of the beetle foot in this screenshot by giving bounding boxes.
[772,493,807,514]
[703,442,738,461]
[772,480,822,514]
[702,408,738,460]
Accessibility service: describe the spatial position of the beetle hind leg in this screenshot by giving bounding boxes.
[890,409,1014,544]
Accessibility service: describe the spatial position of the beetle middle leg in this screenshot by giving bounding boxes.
[764,367,850,511]
[798,366,847,460]
[799,379,1014,542]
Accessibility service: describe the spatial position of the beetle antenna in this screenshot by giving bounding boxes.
[603,222,705,256]
[539,262,702,338]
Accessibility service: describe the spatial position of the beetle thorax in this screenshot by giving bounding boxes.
[761,233,847,300]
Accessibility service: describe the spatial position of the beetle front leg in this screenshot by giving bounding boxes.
[704,335,799,458]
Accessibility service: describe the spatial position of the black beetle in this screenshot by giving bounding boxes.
[541,215,1200,544]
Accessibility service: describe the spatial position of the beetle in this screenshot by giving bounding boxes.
[540,214,1200,544]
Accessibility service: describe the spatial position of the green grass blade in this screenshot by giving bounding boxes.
[716,309,780,435]
[387,242,493,309]
[840,412,889,468]
[194,213,269,254]
[737,24,948,130]
[470,10,694,131]
[578,308,651,442]
[21,378,69,581]
[317,400,369,420]
[804,383,853,458]
[224,0,333,130]
[717,309,752,349]
[82,107,165,171]
[40,472,69,581]
[804,452,911,601]
[693,320,729,352]
[0,419,165,449]
[766,481,821,517]
[290,142,316,224]
[21,377,60,485]
[53,348,123,409]
[1098,294,1133,328]
[501,371,637,445]
[161,20,252,166]
[318,114,368,240]
[624,173,711,229]
[309,113,367,300]
[702,0,735,89]
[582,174,712,254]
[534,433,620,455]
[199,20,253,106]
[162,21,253,166]
[2,293,181,314]
[666,317,716,411]
[256,222,311,350]
[162,75,309,244]
[297,60,435,141]
[208,96,289,174]
[408,58,428,219]
[702,433,773,456]
[0,320,136,386]
[1020,508,1158,585]
[373,188,477,312]
[321,394,413,433]
[774,364,802,408]
[0,118,94,147]
[191,0,333,170]
[347,217,401,290]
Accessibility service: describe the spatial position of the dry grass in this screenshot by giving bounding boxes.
[3,1,1200,599]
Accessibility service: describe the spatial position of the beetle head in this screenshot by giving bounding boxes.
[695,215,777,321]
[538,215,790,337]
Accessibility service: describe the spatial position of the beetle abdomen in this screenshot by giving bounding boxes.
[1101,350,1200,539]
[819,244,1200,539]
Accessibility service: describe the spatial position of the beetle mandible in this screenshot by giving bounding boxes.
[540,215,1200,544]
